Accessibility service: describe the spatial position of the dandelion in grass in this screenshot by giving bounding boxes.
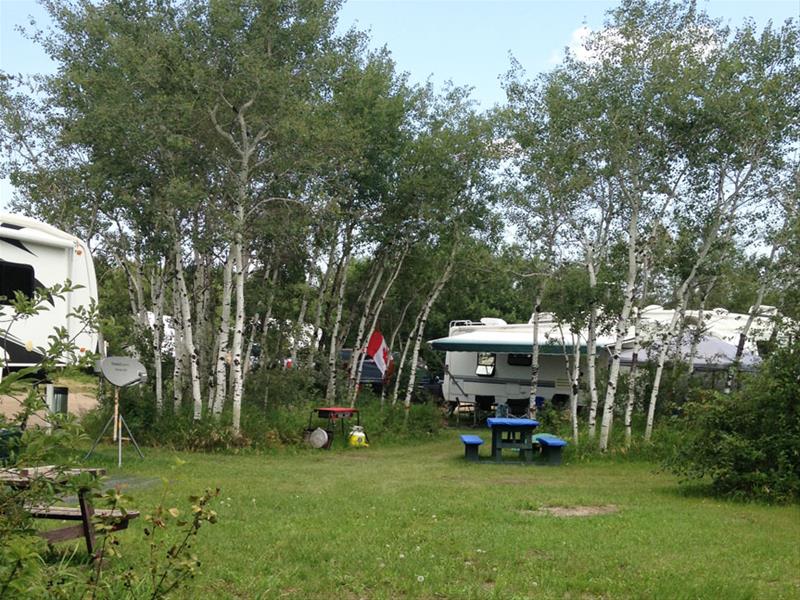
[416,575,425,583]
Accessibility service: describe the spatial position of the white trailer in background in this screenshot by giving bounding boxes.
[429,305,780,417]
[429,317,602,415]
[0,214,98,372]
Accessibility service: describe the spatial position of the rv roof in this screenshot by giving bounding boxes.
[0,213,81,249]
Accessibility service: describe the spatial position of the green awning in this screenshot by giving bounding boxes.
[428,330,591,355]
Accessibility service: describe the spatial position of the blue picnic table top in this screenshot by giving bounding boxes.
[486,418,539,428]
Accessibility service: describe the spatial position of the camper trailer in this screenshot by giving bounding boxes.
[0,214,98,372]
[429,317,600,415]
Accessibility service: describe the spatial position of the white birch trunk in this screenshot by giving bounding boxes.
[391,318,419,407]
[150,265,166,415]
[724,245,775,393]
[172,277,184,413]
[382,300,413,407]
[644,204,736,441]
[251,265,279,372]
[346,264,385,404]
[599,203,640,451]
[231,220,246,436]
[528,288,545,418]
[307,239,338,369]
[351,249,408,406]
[570,333,581,445]
[585,256,600,439]
[623,307,642,448]
[324,230,352,405]
[290,282,312,367]
[212,250,234,416]
[174,235,203,420]
[624,252,649,447]
[403,244,457,411]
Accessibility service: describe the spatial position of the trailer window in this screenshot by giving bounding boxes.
[507,353,532,366]
[476,352,496,377]
[0,261,35,305]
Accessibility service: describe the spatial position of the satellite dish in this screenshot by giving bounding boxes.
[97,357,148,387]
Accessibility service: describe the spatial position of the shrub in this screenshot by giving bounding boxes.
[664,341,800,503]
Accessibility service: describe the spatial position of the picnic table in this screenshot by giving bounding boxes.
[486,417,540,463]
[0,466,139,559]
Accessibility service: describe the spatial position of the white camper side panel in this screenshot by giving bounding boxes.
[443,351,574,406]
[0,217,97,367]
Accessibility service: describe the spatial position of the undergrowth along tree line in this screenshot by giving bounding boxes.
[1,0,798,454]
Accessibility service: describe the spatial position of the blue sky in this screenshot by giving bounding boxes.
[1,0,798,205]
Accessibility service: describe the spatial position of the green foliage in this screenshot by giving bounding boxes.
[664,341,800,503]
[0,285,219,598]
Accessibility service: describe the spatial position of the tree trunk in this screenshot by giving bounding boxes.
[623,307,642,448]
[231,218,246,437]
[307,239,338,369]
[150,263,166,415]
[172,283,184,414]
[346,264,386,404]
[599,202,640,451]
[324,227,353,405]
[624,252,650,447]
[392,317,420,407]
[212,249,234,416]
[382,300,413,407]
[644,202,737,441]
[351,249,408,406]
[570,333,581,445]
[585,258,600,439]
[528,287,545,418]
[724,244,776,393]
[403,243,457,412]
[687,277,716,377]
[251,264,279,372]
[173,234,203,420]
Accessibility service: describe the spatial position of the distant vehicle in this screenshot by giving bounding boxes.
[339,349,394,390]
[0,214,98,374]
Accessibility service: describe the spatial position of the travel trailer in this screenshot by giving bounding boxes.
[429,317,601,414]
[429,304,779,415]
[618,304,780,371]
[0,214,98,372]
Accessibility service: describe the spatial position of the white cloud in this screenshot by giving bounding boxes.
[548,25,593,65]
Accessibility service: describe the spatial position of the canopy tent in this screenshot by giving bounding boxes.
[618,333,760,372]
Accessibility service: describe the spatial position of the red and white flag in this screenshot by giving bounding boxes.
[366,330,391,377]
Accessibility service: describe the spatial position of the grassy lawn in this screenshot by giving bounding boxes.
[75,431,799,599]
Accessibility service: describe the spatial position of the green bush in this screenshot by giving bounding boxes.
[664,341,800,503]
[92,367,445,451]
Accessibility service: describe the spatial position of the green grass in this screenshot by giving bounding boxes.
[75,431,800,599]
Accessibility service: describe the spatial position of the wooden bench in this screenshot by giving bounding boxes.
[2,466,140,558]
[29,501,140,557]
[460,434,484,461]
[532,433,568,465]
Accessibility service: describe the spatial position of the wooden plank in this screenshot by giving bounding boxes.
[29,506,141,520]
[78,491,96,556]
[39,524,85,543]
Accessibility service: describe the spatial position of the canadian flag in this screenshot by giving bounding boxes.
[366,330,391,377]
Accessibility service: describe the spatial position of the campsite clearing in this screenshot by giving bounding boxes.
[76,431,800,599]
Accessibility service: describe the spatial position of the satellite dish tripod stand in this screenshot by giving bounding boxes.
[85,357,147,467]
[85,386,144,467]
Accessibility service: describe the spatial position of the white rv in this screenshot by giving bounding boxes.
[429,316,600,414]
[0,214,98,371]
